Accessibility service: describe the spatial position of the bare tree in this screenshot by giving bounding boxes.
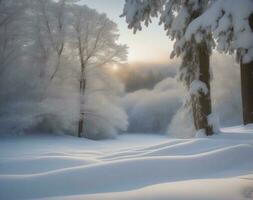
[37,0,66,81]
[0,0,128,138]
[0,0,25,75]
[71,5,127,137]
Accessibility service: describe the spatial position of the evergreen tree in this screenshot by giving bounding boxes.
[121,0,214,135]
[185,0,253,125]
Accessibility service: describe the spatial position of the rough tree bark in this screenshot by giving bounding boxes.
[240,13,253,125]
[190,10,213,136]
[77,37,86,138]
[78,70,86,138]
[193,41,213,135]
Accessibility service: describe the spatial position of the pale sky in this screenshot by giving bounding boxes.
[80,0,173,65]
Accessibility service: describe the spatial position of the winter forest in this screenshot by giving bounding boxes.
[0,0,253,199]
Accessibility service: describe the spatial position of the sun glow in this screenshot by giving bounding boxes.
[112,64,119,71]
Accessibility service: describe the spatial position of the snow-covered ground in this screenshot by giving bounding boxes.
[0,126,253,200]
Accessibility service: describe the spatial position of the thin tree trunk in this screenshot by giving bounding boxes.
[50,54,61,81]
[240,13,253,125]
[191,95,199,130]
[192,42,213,135]
[78,64,86,138]
[78,79,85,137]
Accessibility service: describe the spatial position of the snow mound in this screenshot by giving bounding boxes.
[41,176,253,200]
[0,127,253,200]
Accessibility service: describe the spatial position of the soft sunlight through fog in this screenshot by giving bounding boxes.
[80,0,173,65]
[0,0,253,200]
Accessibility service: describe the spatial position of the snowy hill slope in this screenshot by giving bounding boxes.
[0,126,253,200]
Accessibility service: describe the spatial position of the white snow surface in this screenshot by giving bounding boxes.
[1,127,253,200]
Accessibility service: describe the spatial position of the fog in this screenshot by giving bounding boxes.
[0,0,243,139]
[0,1,128,139]
[123,53,242,137]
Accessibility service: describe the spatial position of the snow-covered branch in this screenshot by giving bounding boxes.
[185,0,253,63]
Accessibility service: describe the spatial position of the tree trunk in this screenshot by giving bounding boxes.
[78,63,86,137]
[241,61,253,125]
[240,13,253,125]
[77,31,86,138]
[78,77,86,137]
[192,42,213,135]
[50,54,61,81]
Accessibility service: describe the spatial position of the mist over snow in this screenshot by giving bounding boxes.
[0,1,129,139]
[0,65,128,139]
[211,54,242,126]
[0,44,242,139]
[115,63,178,92]
[0,0,244,139]
[123,53,242,137]
[123,77,184,133]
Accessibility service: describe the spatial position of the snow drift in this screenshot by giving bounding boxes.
[0,126,253,200]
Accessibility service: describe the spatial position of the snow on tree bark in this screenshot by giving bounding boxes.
[185,0,253,125]
[196,41,212,135]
